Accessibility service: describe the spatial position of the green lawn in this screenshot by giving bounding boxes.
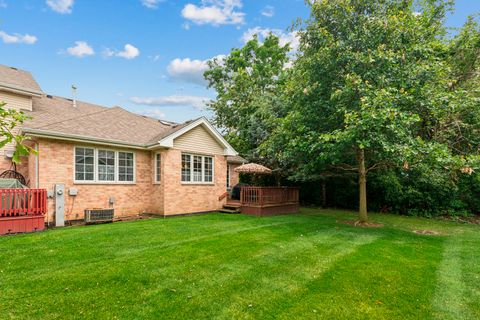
[1,208,479,320]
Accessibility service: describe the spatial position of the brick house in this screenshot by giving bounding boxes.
[0,65,245,223]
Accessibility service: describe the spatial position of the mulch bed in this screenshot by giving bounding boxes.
[439,215,480,225]
[338,220,384,228]
[413,229,441,236]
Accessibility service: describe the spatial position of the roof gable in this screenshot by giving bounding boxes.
[154,117,237,156]
[173,124,226,155]
[0,64,42,96]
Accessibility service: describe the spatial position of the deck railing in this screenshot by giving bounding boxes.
[240,187,299,206]
[0,189,47,218]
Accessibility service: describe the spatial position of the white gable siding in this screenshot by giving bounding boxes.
[0,90,32,155]
[0,90,32,111]
[173,125,225,155]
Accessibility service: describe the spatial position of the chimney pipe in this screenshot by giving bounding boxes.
[71,85,77,108]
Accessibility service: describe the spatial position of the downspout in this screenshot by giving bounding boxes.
[31,140,46,226]
[33,140,39,188]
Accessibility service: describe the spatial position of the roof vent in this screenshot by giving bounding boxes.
[71,85,77,108]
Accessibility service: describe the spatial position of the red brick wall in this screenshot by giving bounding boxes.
[0,150,29,185]
[3,137,232,222]
[35,138,159,222]
[162,149,227,215]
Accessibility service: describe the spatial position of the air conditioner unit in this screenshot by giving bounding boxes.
[84,209,114,223]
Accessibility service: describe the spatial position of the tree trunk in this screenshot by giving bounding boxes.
[357,148,368,222]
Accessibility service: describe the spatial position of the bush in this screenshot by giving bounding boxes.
[298,167,480,217]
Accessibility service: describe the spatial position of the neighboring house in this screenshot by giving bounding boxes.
[0,64,246,222]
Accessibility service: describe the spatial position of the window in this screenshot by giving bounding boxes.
[75,147,95,181]
[74,147,135,183]
[155,153,161,183]
[193,155,203,182]
[98,150,115,181]
[118,152,134,182]
[182,154,192,182]
[181,153,214,183]
[226,164,230,188]
[204,157,213,182]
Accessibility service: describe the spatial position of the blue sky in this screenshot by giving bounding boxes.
[0,0,478,123]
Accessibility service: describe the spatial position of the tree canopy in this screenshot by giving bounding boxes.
[204,34,291,161]
[206,0,480,221]
[0,102,32,163]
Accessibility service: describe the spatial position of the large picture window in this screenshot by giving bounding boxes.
[74,147,135,183]
[181,153,214,183]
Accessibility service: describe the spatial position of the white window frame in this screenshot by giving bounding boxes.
[73,146,136,184]
[181,153,215,185]
[74,147,95,182]
[97,148,116,182]
[154,152,162,184]
[117,151,135,182]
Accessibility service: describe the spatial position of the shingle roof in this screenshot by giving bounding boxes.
[0,64,42,94]
[21,95,187,147]
[1,65,233,151]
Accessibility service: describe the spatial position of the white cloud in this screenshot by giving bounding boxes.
[261,5,274,17]
[138,108,166,119]
[0,31,37,44]
[104,44,140,60]
[0,1,7,9]
[181,0,245,26]
[46,0,74,14]
[130,95,211,109]
[167,58,208,85]
[66,41,94,57]
[241,27,300,53]
[167,55,225,85]
[141,0,163,9]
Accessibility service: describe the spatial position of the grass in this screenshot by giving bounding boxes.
[1,208,479,319]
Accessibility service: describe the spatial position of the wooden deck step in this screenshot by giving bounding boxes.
[219,208,241,214]
[222,201,241,214]
[224,201,241,207]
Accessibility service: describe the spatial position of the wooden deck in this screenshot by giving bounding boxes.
[0,189,47,235]
[225,187,299,216]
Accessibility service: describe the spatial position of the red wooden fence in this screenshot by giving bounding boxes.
[0,189,47,218]
[240,187,299,206]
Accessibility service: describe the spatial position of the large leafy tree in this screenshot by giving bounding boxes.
[204,34,291,164]
[265,0,475,222]
[0,102,32,163]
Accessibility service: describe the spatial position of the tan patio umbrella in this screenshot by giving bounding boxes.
[234,163,272,175]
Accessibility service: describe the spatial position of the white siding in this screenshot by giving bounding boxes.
[0,90,32,154]
[0,90,33,111]
[173,125,225,155]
